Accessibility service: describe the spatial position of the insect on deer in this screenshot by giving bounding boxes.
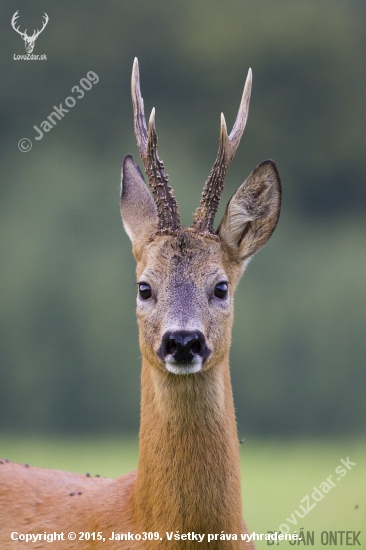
[0,59,281,549]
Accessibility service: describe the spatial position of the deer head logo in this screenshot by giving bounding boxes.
[11,11,49,54]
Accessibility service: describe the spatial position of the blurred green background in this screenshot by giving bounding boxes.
[2,0,365,436]
[0,0,365,536]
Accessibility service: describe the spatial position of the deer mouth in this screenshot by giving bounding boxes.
[165,358,203,375]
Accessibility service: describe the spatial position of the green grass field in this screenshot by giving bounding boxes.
[1,437,365,548]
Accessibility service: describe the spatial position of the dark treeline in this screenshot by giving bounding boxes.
[0,0,365,436]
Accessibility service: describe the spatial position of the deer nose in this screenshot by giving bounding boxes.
[158,330,210,364]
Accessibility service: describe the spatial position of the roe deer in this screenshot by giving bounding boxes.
[0,58,281,549]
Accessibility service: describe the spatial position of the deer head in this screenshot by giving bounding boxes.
[120,58,281,377]
[11,11,49,54]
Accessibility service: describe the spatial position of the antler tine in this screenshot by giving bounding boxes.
[131,58,148,167]
[33,13,49,39]
[131,58,180,232]
[192,69,252,233]
[225,68,252,163]
[11,10,19,27]
[11,11,26,38]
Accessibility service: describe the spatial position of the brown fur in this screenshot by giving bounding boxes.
[0,97,281,550]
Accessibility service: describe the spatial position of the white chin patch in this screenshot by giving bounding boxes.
[165,360,202,375]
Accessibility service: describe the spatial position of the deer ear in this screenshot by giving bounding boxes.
[217,160,281,262]
[120,155,158,259]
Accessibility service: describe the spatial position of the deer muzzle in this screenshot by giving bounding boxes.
[158,330,210,374]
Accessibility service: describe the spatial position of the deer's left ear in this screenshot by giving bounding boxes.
[217,160,281,262]
[120,155,158,260]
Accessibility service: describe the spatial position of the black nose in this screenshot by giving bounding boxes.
[158,330,210,364]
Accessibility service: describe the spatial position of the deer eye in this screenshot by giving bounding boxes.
[138,283,152,300]
[214,282,228,299]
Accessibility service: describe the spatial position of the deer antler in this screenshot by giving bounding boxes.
[192,69,252,233]
[131,58,180,232]
[32,13,49,39]
[11,11,26,39]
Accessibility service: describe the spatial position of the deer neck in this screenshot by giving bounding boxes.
[133,357,244,535]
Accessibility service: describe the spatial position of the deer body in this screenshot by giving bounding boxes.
[0,59,281,549]
[0,351,245,550]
